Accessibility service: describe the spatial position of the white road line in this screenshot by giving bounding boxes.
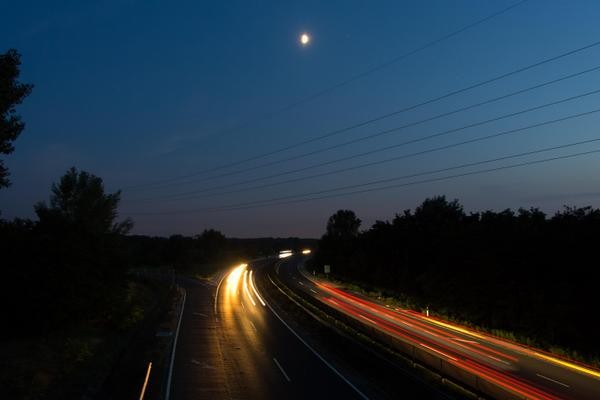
[214,271,228,321]
[536,373,570,388]
[298,281,304,286]
[266,274,370,400]
[273,357,292,382]
[310,288,318,294]
[249,320,257,331]
[166,288,186,400]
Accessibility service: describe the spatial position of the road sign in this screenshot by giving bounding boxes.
[324,265,331,274]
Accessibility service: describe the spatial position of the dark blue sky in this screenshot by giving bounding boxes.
[2,0,600,237]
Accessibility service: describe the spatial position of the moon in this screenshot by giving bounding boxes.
[300,32,311,46]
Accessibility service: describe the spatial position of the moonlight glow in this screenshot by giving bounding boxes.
[300,32,311,46]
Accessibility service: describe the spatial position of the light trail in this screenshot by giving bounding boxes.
[227,263,246,295]
[532,352,600,380]
[324,293,560,400]
[249,270,266,306]
[242,269,256,306]
[319,283,518,364]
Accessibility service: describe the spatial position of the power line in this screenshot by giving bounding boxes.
[188,1,530,145]
[218,140,600,211]
[125,139,600,215]
[125,38,600,192]
[133,106,600,203]
[130,87,600,202]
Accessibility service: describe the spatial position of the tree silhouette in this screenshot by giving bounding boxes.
[312,196,600,359]
[35,167,132,235]
[326,209,361,239]
[0,49,33,188]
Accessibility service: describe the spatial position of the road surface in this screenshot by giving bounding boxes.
[171,259,451,399]
[274,256,600,400]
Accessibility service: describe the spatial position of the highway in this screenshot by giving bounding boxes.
[274,255,600,400]
[171,259,452,399]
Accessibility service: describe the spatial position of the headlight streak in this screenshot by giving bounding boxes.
[227,263,246,295]
[279,250,293,259]
[249,270,266,306]
[242,269,256,306]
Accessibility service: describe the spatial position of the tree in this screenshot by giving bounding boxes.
[326,209,361,239]
[0,49,33,188]
[413,195,465,230]
[35,167,132,235]
[28,168,132,327]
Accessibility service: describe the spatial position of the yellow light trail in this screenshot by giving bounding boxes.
[243,270,256,306]
[249,270,266,306]
[138,361,152,400]
[532,352,600,379]
[227,263,246,295]
[423,317,486,340]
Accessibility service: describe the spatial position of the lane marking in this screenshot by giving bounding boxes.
[536,373,570,388]
[139,362,152,400]
[214,270,228,321]
[166,288,186,400]
[266,274,370,400]
[249,320,257,331]
[310,288,318,294]
[298,281,304,286]
[273,357,292,382]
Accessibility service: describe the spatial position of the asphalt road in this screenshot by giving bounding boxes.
[171,261,367,400]
[275,256,600,400]
[171,259,452,400]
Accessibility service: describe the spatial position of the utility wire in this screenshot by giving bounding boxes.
[185,1,530,147]
[130,87,600,202]
[126,139,600,215]
[133,106,600,203]
[125,36,600,192]
[219,139,600,211]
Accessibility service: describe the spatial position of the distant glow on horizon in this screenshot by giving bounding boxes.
[300,32,311,46]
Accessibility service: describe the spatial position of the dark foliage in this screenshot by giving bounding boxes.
[313,196,600,357]
[0,49,33,188]
[0,168,132,335]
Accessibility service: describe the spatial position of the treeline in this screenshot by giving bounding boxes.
[312,196,600,358]
[0,168,315,336]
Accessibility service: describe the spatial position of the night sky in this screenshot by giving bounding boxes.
[2,0,600,238]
